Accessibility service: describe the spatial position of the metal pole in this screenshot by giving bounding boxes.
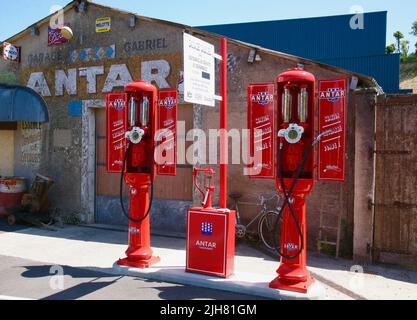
[220,38,228,208]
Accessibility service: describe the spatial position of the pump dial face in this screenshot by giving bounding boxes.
[279,124,305,144]
[288,129,299,141]
[126,127,145,144]
[131,132,140,141]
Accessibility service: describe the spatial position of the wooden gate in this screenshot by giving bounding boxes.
[374,94,417,265]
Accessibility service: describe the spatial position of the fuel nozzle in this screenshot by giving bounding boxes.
[313,129,333,146]
[193,168,216,209]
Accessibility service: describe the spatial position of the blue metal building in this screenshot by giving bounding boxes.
[197,11,409,94]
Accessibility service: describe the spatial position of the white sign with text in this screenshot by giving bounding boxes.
[183,33,215,107]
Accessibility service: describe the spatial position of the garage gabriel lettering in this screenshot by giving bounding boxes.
[124,38,168,53]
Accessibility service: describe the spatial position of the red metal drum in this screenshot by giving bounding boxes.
[0,178,27,218]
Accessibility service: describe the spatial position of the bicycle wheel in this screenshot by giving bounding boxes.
[258,211,281,251]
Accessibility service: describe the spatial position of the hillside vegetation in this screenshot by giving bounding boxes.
[400,62,417,93]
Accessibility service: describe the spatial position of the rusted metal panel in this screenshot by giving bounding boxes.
[374,94,417,265]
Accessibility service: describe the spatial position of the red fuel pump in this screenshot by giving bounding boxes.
[106,81,177,269]
[248,69,346,294]
[270,68,331,293]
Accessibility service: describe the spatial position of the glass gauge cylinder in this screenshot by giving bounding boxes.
[129,97,137,127]
[282,88,292,123]
[298,87,308,123]
[140,96,150,127]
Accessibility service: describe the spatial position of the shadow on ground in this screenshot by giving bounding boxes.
[6,223,417,289]
[20,264,262,300]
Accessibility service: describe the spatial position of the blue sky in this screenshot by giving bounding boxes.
[1,0,416,47]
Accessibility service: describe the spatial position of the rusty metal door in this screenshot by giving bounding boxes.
[374,95,417,265]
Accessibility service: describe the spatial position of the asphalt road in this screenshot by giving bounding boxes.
[0,255,262,300]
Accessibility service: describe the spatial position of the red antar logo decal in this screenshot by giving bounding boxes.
[250,92,274,105]
[159,97,177,109]
[319,88,346,103]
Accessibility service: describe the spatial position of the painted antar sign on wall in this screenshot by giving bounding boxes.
[26,60,172,98]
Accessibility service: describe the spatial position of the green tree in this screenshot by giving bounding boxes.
[393,31,404,53]
[411,20,417,36]
[411,21,417,58]
[401,40,410,58]
[386,43,396,54]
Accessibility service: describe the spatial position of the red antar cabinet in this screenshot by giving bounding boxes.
[186,168,236,278]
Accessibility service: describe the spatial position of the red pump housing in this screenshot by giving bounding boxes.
[271,68,316,293]
[106,80,160,269]
[248,69,347,294]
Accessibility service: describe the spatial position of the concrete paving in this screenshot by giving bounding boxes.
[0,223,416,300]
[0,255,261,300]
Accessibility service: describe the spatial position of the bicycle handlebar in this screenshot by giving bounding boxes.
[259,194,281,205]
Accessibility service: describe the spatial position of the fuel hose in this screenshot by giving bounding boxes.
[273,134,324,259]
[120,143,155,224]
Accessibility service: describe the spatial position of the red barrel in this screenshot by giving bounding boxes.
[0,178,27,217]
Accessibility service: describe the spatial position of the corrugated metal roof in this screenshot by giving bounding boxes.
[197,11,408,93]
[320,54,401,94]
[198,12,387,60]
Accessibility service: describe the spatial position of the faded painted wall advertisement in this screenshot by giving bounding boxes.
[96,17,111,33]
[25,59,175,98]
[23,43,181,101]
[0,72,17,84]
[3,42,21,63]
[28,44,116,67]
[21,122,43,168]
[123,38,168,53]
[48,24,71,46]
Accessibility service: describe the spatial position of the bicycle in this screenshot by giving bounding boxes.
[229,193,283,251]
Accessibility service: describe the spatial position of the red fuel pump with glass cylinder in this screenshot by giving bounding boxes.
[248,69,347,294]
[270,69,331,293]
[106,80,177,269]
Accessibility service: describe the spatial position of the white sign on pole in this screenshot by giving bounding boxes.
[183,33,215,107]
